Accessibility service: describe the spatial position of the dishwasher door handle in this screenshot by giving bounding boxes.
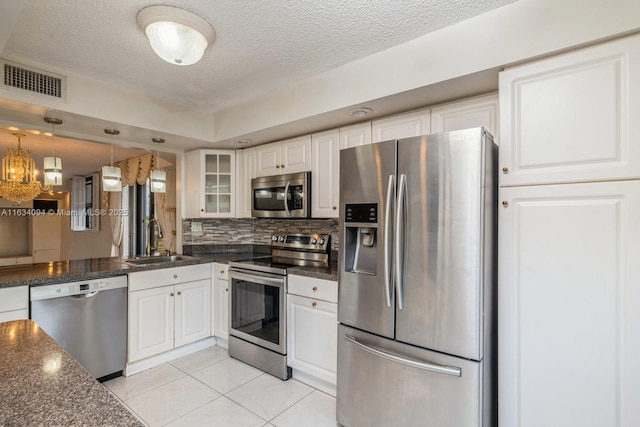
[70,291,99,299]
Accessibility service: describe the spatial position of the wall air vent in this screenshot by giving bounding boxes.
[1,60,66,101]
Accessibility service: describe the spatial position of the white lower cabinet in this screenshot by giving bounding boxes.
[128,265,211,363]
[499,180,640,427]
[0,286,29,322]
[287,275,337,395]
[212,263,229,345]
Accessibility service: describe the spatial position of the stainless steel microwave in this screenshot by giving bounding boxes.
[251,172,311,218]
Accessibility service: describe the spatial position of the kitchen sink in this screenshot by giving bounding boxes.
[121,255,195,266]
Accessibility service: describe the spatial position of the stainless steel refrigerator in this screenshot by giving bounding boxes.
[337,128,497,427]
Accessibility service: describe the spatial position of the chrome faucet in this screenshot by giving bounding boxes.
[145,218,164,257]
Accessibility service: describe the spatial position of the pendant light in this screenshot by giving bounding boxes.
[102,129,122,192]
[150,137,166,193]
[43,117,63,186]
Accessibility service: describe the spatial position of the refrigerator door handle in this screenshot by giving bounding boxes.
[283,181,291,216]
[394,173,407,310]
[344,334,462,377]
[383,174,395,308]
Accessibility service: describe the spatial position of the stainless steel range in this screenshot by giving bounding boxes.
[228,233,331,380]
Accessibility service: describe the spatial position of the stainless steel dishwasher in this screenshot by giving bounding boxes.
[30,276,128,381]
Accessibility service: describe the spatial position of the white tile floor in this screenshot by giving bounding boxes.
[104,346,338,427]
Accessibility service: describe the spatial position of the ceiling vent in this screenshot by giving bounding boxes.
[1,60,66,101]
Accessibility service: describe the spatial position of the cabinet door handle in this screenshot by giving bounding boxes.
[276,165,280,168]
[281,164,285,168]
[332,206,337,210]
[225,288,228,292]
[220,270,225,274]
[177,291,181,296]
[170,292,174,297]
[312,301,317,307]
[312,286,318,291]
[502,167,509,174]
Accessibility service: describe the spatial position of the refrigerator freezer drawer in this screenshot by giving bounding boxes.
[337,324,490,427]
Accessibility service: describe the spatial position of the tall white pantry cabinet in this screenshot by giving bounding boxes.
[498,34,640,426]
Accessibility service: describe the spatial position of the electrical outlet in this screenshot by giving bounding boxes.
[191,221,202,232]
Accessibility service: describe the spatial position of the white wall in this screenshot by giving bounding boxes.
[212,0,640,142]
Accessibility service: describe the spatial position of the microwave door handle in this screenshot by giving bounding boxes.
[284,181,291,216]
[383,174,395,308]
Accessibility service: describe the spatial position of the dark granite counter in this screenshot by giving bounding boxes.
[0,319,143,426]
[0,256,205,289]
[0,245,338,290]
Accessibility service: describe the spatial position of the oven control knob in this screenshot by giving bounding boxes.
[318,238,325,245]
[310,237,317,244]
[278,236,285,242]
[271,235,278,241]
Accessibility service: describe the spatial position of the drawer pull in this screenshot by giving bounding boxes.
[312,286,318,291]
[312,301,317,307]
[173,274,178,279]
[220,270,225,274]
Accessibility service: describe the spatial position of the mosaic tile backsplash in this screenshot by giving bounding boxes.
[183,218,340,251]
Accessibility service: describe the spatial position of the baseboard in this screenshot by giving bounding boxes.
[291,368,336,397]
[216,337,229,349]
[125,337,217,376]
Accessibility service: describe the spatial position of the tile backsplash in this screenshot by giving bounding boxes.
[183,218,339,251]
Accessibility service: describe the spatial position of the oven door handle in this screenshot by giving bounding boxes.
[283,181,291,216]
[229,269,286,288]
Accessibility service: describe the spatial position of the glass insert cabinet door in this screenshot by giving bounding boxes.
[204,153,233,215]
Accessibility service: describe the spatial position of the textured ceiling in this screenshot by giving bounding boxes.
[3,0,517,112]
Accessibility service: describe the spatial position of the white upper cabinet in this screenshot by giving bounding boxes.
[371,109,430,143]
[236,147,255,218]
[499,34,640,187]
[499,180,640,427]
[255,135,312,177]
[311,129,340,218]
[430,93,499,143]
[339,122,372,150]
[184,149,236,218]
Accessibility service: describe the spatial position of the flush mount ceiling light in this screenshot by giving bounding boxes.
[137,5,215,66]
[350,107,373,118]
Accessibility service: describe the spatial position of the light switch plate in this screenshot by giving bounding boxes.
[191,221,202,232]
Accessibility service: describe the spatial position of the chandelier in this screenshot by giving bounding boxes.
[0,133,51,203]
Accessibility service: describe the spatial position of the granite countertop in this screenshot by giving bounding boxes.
[0,248,338,290]
[0,256,206,289]
[0,319,143,427]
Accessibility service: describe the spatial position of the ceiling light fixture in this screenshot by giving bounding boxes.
[150,137,166,193]
[102,129,122,192]
[350,107,373,118]
[137,5,216,66]
[43,117,63,186]
[0,133,51,203]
